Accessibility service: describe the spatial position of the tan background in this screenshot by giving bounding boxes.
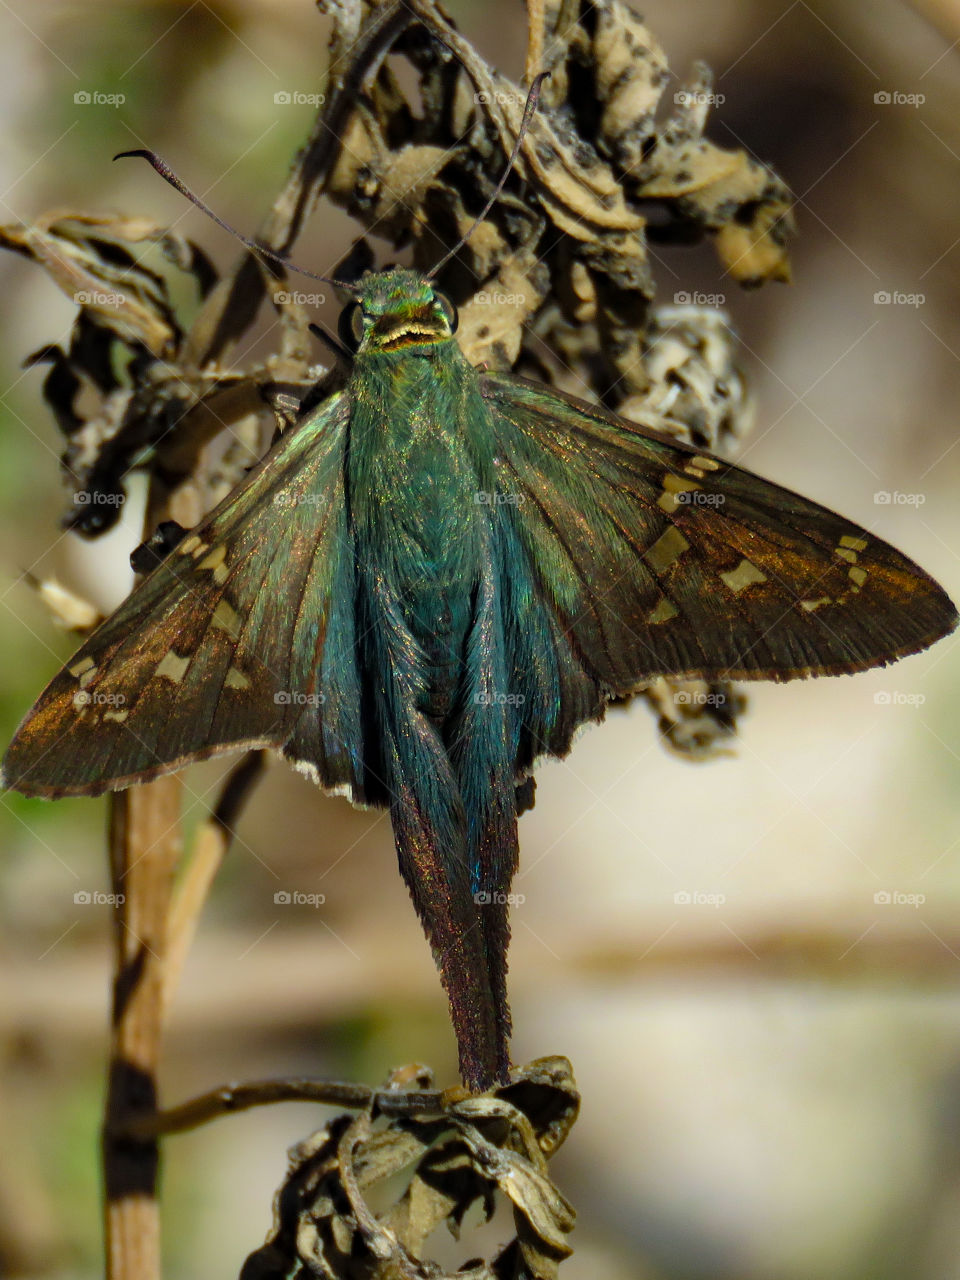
[1,2,959,1276]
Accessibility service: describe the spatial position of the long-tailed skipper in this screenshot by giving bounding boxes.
[3,127,956,1093]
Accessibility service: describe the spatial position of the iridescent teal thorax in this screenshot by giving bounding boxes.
[346,270,495,711]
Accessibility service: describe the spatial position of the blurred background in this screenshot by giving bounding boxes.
[1,1,959,1277]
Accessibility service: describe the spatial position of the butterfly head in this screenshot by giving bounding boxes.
[339,268,458,356]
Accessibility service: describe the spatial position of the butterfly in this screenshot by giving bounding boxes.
[3,257,956,1090]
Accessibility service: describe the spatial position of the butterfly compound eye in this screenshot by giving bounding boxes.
[338,300,365,351]
[435,291,458,333]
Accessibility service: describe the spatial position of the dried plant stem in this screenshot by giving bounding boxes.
[103,778,182,1280]
[102,486,202,1280]
[906,0,960,44]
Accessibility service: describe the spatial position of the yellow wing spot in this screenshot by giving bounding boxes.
[179,535,202,556]
[198,545,226,572]
[800,597,833,612]
[212,599,241,638]
[198,545,229,585]
[657,473,702,513]
[647,597,679,625]
[720,558,768,593]
[690,455,721,471]
[225,666,250,690]
[663,474,702,494]
[839,535,868,552]
[156,651,190,684]
[69,656,96,678]
[190,542,210,561]
[835,547,858,565]
[644,526,691,573]
[103,709,129,723]
[848,565,868,589]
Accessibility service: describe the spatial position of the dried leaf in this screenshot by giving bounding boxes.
[240,1058,579,1280]
[0,212,214,356]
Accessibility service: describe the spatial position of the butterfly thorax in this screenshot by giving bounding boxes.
[348,326,494,719]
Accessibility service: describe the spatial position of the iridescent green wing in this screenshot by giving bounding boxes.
[3,391,364,800]
[480,372,956,725]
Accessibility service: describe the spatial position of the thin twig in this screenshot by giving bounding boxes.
[112,1077,457,1141]
[163,751,266,1015]
[525,0,546,83]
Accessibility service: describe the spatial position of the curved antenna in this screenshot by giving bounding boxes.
[114,149,357,292]
[425,71,548,282]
